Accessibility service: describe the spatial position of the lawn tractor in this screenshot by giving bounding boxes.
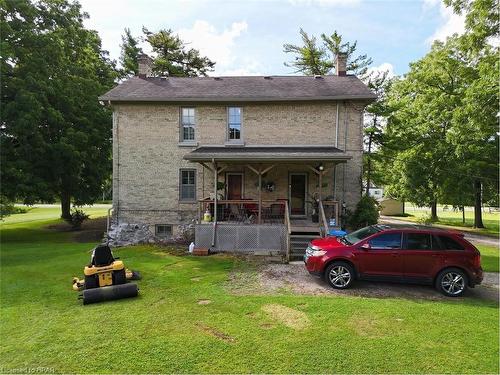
[72,244,141,305]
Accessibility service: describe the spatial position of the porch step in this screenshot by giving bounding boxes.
[289,233,320,261]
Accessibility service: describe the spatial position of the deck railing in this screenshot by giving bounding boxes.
[197,199,288,225]
[318,201,329,237]
[284,200,291,261]
[318,200,340,237]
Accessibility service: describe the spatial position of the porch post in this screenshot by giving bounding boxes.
[212,160,218,247]
[258,168,262,224]
[318,172,323,202]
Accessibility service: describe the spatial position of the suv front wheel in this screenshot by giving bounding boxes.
[436,268,468,297]
[325,262,355,289]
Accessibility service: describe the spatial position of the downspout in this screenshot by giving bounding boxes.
[333,102,339,200]
[113,106,119,225]
[342,101,347,204]
[335,102,339,148]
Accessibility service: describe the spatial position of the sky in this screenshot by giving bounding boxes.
[78,0,465,77]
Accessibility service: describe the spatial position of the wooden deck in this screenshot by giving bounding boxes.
[290,218,320,233]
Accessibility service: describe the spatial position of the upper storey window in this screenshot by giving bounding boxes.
[227,107,242,140]
[180,107,195,141]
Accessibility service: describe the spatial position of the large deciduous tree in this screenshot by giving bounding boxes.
[283,29,372,76]
[382,29,498,227]
[1,0,117,219]
[444,0,499,50]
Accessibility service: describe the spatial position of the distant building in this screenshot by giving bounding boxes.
[368,187,384,200]
[379,198,404,216]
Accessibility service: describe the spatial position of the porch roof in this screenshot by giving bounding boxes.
[183,145,351,162]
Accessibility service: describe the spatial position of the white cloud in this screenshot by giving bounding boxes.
[289,0,361,6]
[217,59,265,76]
[177,20,248,70]
[424,0,465,44]
[366,62,395,78]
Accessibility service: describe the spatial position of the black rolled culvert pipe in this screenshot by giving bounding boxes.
[80,283,139,305]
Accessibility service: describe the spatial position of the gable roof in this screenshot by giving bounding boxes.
[99,75,376,103]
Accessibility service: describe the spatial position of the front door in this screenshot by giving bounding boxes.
[289,173,307,216]
[226,173,243,200]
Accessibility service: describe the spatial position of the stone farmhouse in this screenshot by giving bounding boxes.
[100,54,376,259]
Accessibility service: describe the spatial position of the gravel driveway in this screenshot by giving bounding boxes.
[246,262,499,302]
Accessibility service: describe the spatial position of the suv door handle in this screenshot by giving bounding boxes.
[391,252,399,257]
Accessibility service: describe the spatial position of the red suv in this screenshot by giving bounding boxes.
[304,224,483,297]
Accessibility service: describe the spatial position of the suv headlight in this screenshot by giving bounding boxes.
[311,250,327,257]
[306,244,326,257]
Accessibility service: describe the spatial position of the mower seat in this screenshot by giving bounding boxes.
[91,245,115,267]
[84,245,126,289]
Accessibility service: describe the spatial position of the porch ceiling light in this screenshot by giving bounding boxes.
[317,164,324,171]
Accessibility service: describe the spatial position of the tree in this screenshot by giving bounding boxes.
[363,70,393,195]
[283,28,329,75]
[283,29,372,76]
[382,40,468,221]
[119,28,142,77]
[143,27,215,77]
[382,34,498,226]
[1,0,117,219]
[321,31,372,76]
[444,0,499,50]
[443,0,499,227]
[446,45,499,227]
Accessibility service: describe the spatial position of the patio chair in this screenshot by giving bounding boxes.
[227,204,247,223]
[268,203,284,224]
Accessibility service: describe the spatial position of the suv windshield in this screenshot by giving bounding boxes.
[344,226,381,245]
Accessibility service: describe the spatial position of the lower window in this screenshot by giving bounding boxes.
[155,224,172,238]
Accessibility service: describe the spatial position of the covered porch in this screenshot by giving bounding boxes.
[184,146,350,258]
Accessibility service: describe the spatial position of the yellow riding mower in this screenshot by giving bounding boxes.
[72,245,141,305]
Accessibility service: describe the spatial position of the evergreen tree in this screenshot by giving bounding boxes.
[321,31,372,76]
[119,28,142,77]
[283,29,330,75]
[283,29,372,76]
[143,27,215,77]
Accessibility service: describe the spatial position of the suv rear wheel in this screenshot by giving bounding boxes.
[436,268,468,297]
[325,262,355,289]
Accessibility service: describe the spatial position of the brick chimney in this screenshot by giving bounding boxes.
[336,52,347,76]
[137,54,153,78]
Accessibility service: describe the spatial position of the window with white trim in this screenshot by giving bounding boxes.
[179,169,196,201]
[228,107,242,140]
[180,107,195,141]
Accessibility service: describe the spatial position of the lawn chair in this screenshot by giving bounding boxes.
[268,203,284,224]
[227,204,247,223]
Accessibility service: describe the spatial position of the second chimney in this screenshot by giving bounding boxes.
[336,53,347,76]
[137,54,153,78]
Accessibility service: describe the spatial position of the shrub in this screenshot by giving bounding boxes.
[0,197,28,219]
[64,209,90,230]
[416,214,434,225]
[347,195,380,230]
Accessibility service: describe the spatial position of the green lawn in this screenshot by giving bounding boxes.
[401,206,500,237]
[1,207,498,373]
[476,244,499,273]
[1,204,111,226]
